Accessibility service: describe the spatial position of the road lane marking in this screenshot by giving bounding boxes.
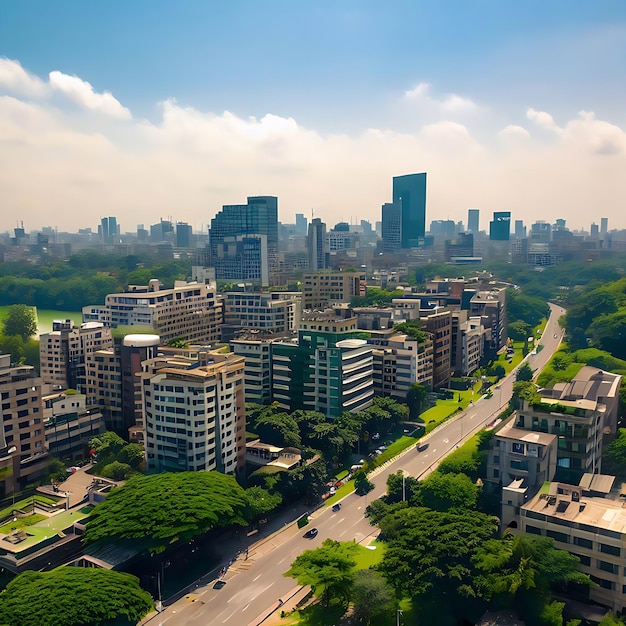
[222,610,237,623]
[253,574,262,581]
[277,557,286,565]
[242,603,250,612]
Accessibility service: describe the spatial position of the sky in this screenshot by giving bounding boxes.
[1,1,626,234]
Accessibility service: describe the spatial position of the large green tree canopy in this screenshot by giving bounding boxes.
[0,567,153,626]
[2,303,37,341]
[85,471,249,549]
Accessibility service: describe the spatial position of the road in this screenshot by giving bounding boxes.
[145,303,566,626]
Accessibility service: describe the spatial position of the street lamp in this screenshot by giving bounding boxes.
[397,608,404,626]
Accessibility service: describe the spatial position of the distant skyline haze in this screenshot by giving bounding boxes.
[1,1,625,232]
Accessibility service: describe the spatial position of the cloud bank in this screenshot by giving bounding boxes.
[0,58,625,233]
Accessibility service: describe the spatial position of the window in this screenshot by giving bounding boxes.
[546,530,569,544]
[600,543,621,557]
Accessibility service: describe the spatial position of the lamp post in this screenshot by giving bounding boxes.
[397,608,403,626]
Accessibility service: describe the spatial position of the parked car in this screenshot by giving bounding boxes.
[303,528,318,539]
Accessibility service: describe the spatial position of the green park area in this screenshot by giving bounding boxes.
[0,306,82,336]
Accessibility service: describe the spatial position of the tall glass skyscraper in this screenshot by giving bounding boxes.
[392,172,427,248]
[209,196,278,260]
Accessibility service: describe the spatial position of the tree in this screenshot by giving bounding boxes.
[386,470,420,505]
[508,320,532,342]
[418,472,480,512]
[100,461,135,481]
[84,471,249,550]
[117,443,145,470]
[354,470,374,496]
[2,304,37,342]
[603,428,626,478]
[351,569,397,624]
[89,431,126,459]
[377,507,499,603]
[244,486,282,519]
[285,539,358,607]
[0,567,153,626]
[407,382,428,419]
[516,363,534,382]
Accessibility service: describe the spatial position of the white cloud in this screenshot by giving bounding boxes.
[527,107,561,133]
[0,63,625,233]
[0,58,48,98]
[48,71,131,120]
[404,82,431,100]
[404,82,478,114]
[498,124,530,139]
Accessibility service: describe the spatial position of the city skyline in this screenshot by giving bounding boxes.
[1,2,626,232]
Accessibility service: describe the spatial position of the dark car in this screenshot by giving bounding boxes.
[303,528,318,539]
[332,503,342,512]
[416,442,429,452]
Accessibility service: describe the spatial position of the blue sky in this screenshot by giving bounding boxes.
[1,1,626,231]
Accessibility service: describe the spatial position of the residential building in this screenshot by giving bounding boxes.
[40,320,113,393]
[421,309,452,389]
[82,279,222,344]
[489,212,511,241]
[370,332,434,399]
[221,291,302,342]
[0,355,48,496]
[246,440,301,471]
[393,172,427,248]
[302,270,365,310]
[85,348,122,433]
[307,218,328,270]
[469,288,507,357]
[517,478,626,613]
[141,352,246,475]
[43,391,106,462]
[271,311,374,418]
[451,310,486,376]
[230,334,277,404]
[512,367,622,482]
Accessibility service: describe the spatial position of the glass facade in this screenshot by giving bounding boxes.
[393,172,427,248]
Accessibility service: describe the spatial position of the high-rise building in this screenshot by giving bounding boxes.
[142,352,246,474]
[381,201,402,252]
[271,311,373,418]
[302,271,365,310]
[150,219,173,243]
[393,172,427,248]
[211,234,269,285]
[467,209,480,234]
[307,218,328,271]
[601,217,609,235]
[295,213,308,235]
[82,280,222,344]
[176,222,193,248]
[99,217,118,245]
[0,355,48,496]
[40,320,113,393]
[514,220,526,239]
[489,212,511,241]
[590,223,600,237]
[209,196,278,258]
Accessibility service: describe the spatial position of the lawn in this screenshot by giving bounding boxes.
[0,306,82,336]
[0,513,46,534]
[352,540,386,570]
[0,495,61,520]
[418,401,463,433]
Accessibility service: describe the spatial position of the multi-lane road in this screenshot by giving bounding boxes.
[147,304,565,626]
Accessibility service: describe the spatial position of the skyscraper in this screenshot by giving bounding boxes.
[99,217,118,245]
[467,209,479,234]
[392,172,427,248]
[489,212,511,241]
[381,201,402,252]
[295,213,308,235]
[307,218,328,271]
[514,220,526,239]
[209,196,278,260]
[601,217,609,235]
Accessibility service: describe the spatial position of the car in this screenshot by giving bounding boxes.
[213,580,227,590]
[377,445,388,451]
[303,528,318,539]
[371,433,380,441]
[332,503,342,512]
[328,486,336,495]
[416,442,429,452]
[554,334,558,339]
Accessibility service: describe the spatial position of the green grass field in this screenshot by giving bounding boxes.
[0,306,82,335]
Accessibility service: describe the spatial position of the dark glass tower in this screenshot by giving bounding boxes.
[209,196,278,261]
[392,173,427,248]
[489,211,511,241]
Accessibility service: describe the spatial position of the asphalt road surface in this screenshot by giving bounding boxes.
[145,304,566,626]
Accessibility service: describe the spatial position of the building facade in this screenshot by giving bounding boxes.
[302,271,365,310]
[142,353,246,475]
[393,172,427,248]
[82,279,222,344]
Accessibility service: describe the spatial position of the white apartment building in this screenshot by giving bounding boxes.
[40,320,113,392]
[371,332,434,399]
[230,335,274,405]
[82,279,222,344]
[142,353,246,474]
